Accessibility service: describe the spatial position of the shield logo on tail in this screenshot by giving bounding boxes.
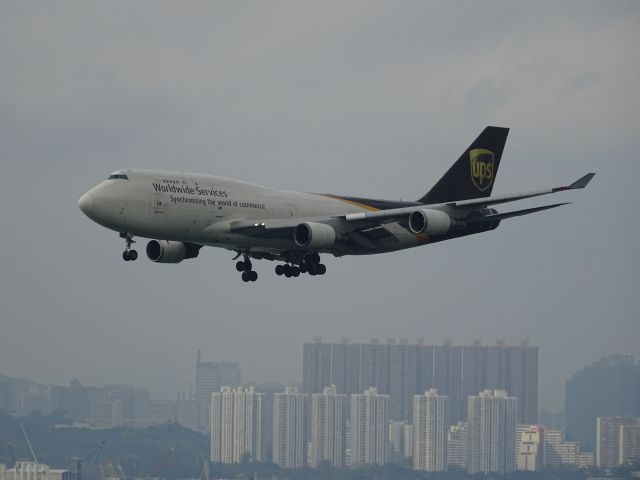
[469,148,495,192]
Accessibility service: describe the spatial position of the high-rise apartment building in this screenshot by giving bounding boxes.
[254,382,285,462]
[467,390,516,475]
[302,339,537,424]
[388,421,413,464]
[273,387,307,469]
[447,422,468,469]
[302,339,331,394]
[350,387,389,467]
[596,416,640,468]
[566,355,640,450]
[211,386,263,463]
[309,386,347,468]
[330,341,361,396]
[413,389,448,472]
[196,351,241,432]
[619,422,640,465]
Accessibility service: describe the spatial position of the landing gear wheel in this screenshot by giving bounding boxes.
[120,232,136,261]
[249,271,258,282]
[292,267,300,277]
[284,265,292,278]
[308,252,320,265]
[275,265,284,276]
[308,264,317,276]
[317,264,326,275]
[242,271,251,282]
[299,264,308,274]
[236,261,246,272]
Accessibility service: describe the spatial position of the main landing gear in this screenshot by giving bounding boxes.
[120,232,138,261]
[235,254,258,282]
[232,251,326,282]
[275,252,327,278]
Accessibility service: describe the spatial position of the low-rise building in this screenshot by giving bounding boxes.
[3,463,74,480]
[516,425,544,471]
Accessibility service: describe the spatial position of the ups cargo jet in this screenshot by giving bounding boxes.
[78,127,594,282]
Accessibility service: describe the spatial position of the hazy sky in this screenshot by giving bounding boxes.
[1,1,638,411]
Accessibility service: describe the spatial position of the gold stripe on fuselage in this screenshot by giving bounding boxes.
[317,194,380,212]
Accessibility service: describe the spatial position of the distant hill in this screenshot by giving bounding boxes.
[0,411,209,479]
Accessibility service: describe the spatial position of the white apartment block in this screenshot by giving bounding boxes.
[413,389,448,472]
[467,390,516,475]
[350,387,389,467]
[309,386,347,468]
[273,386,307,469]
[211,386,263,463]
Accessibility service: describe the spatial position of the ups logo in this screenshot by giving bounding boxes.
[469,148,494,192]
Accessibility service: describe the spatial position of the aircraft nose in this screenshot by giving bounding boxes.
[78,192,94,215]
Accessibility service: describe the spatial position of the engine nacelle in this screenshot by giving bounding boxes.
[408,209,452,235]
[293,222,336,249]
[146,240,199,263]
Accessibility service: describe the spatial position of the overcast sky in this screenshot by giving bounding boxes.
[1,1,638,411]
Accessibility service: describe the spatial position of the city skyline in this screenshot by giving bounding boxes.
[2,346,638,418]
[2,361,638,472]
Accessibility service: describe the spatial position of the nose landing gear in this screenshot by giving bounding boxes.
[120,232,138,261]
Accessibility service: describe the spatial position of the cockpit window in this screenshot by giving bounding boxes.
[107,174,129,180]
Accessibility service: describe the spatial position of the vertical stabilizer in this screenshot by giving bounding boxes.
[419,126,509,204]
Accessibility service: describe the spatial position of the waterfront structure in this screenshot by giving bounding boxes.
[413,389,448,472]
[577,451,595,468]
[3,463,74,480]
[596,416,640,468]
[350,387,389,467]
[309,386,347,468]
[467,390,516,475]
[447,422,468,469]
[565,355,640,450]
[211,386,263,463]
[273,387,307,469]
[302,339,537,424]
[196,351,240,431]
[516,425,544,471]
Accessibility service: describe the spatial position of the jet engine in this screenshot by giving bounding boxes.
[293,222,336,249]
[408,209,452,235]
[146,240,200,263]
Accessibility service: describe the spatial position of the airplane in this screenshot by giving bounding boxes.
[78,126,594,282]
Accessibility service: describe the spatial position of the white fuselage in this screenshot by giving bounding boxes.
[78,169,422,255]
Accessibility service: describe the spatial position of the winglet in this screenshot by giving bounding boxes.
[568,172,596,189]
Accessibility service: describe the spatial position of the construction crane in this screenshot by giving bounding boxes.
[147,446,176,480]
[70,439,104,480]
[20,424,38,463]
[100,460,125,480]
[199,461,209,480]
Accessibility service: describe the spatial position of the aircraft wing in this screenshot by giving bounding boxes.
[336,172,595,224]
[446,172,595,208]
[218,173,594,240]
